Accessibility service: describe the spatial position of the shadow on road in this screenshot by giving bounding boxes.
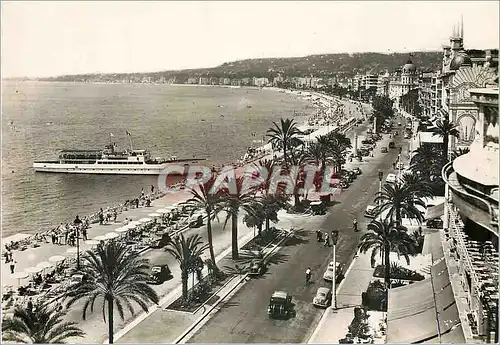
[218,301,240,310]
[283,229,309,247]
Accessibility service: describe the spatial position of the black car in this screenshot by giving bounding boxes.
[389,142,396,149]
[352,167,362,175]
[147,264,172,285]
[268,291,293,318]
[249,259,266,276]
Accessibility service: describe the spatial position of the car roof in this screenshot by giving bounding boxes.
[317,287,331,294]
[272,291,288,299]
[366,205,376,211]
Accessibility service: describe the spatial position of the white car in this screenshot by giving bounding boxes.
[323,261,342,282]
[365,205,376,218]
[386,173,397,184]
[313,287,332,308]
[396,162,404,169]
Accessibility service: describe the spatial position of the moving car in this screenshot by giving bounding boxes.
[313,287,332,308]
[386,173,397,184]
[381,147,388,153]
[268,291,293,318]
[147,264,172,285]
[323,261,343,282]
[404,133,411,139]
[389,142,396,149]
[249,259,266,276]
[364,205,377,218]
[352,167,362,175]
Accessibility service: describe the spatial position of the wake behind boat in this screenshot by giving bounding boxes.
[33,143,205,175]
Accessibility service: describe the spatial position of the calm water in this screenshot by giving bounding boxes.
[1,82,314,237]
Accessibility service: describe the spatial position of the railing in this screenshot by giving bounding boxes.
[442,162,498,236]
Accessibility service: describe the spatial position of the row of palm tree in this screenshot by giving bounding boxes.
[357,171,435,289]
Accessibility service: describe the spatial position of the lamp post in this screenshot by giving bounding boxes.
[378,171,384,202]
[331,230,339,310]
[76,227,80,269]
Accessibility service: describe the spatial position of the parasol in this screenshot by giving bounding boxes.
[25,266,43,274]
[66,247,78,254]
[36,261,53,270]
[48,255,66,263]
[104,232,119,239]
[115,227,130,233]
[138,217,152,223]
[148,213,161,217]
[85,239,100,246]
[94,235,108,242]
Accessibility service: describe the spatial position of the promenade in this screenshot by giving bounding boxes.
[2,95,373,343]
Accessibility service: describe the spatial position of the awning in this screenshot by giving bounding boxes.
[422,232,444,260]
[438,302,462,332]
[386,308,438,343]
[388,279,435,320]
[435,285,456,312]
[425,203,445,220]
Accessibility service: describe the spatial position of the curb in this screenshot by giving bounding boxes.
[173,229,294,344]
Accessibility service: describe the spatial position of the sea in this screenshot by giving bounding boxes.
[1,81,315,238]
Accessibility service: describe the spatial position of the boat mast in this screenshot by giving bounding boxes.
[126,131,133,152]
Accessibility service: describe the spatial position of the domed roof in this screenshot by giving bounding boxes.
[450,51,472,70]
[402,59,417,74]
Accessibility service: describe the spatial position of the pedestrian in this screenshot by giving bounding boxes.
[4,251,9,263]
[51,232,56,244]
[27,297,33,313]
[74,215,82,228]
[8,251,13,262]
[10,260,16,274]
[316,230,322,242]
[64,230,69,245]
[82,227,88,241]
[324,233,330,247]
[151,184,155,194]
[141,188,145,197]
[136,198,140,208]
[392,162,396,170]
[113,210,117,223]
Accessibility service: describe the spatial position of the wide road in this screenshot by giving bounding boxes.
[188,115,410,343]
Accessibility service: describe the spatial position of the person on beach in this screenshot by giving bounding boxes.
[99,208,104,225]
[113,210,117,223]
[151,185,155,194]
[10,260,16,274]
[27,297,33,313]
[141,188,145,197]
[74,215,82,228]
[324,233,330,247]
[82,227,88,241]
[316,230,322,242]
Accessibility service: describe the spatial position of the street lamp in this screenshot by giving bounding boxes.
[331,230,339,310]
[378,171,384,201]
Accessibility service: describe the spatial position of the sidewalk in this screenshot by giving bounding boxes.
[308,252,375,343]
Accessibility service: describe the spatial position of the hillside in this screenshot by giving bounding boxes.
[39,51,443,82]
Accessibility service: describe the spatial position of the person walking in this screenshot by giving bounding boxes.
[99,208,104,225]
[113,209,117,223]
[316,230,323,242]
[9,260,16,274]
[141,188,145,197]
[82,227,88,241]
[151,184,155,194]
[27,297,33,313]
[324,233,330,247]
[305,267,312,284]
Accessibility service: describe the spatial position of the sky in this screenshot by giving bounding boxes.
[1,1,499,78]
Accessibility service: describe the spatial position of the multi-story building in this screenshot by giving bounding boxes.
[388,59,420,111]
[253,77,269,87]
[365,74,378,90]
[419,71,443,118]
[376,71,390,96]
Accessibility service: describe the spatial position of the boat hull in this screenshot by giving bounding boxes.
[33,161,201,175]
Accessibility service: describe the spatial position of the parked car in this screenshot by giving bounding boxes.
[386,173,397,184]
[323,261,343,282]
[268,291,293,318]
[389,142,396,149]
[381,147,388,153]
[364,205,377,218]
[147,264,172,285]
[249,259,266,276]
[426,218,444,229]
[404,133,411,139]
[396,162,404,169]
[313,287,332,308]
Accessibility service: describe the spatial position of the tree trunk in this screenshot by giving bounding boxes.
[181,269,189,300]
[396,206,401,227]
[258,222,263,237]
[283,143,287,164]
[294,193,301,211]
[265,217,270,233]
[206,215,218,272]
[231,212,239,260]
[107,297,114,344]
[384,243,391,289]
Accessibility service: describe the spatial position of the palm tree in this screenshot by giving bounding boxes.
[374,181,426,226]
[450,147,470,161]
[2,302,84,343]
[266,118,303,164]
[64,241,159,344]
[304,141,333,171]
[221,176,258,260]
[327,130,352,152]
[400,171,434,200]
[183,177,224,273]
[357,220,416,288]
[432,118,460,162]
[165,234,208,301]
[410,145,446,180]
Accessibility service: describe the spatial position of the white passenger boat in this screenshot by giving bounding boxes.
[33,143,204,175]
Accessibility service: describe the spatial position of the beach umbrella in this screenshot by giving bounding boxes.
[13,272,29,285]
[48,255,66,263]
[148,213,161,217]
[85,239,99,246]
[94,235,108,242]
[128,221,141,227]
[25,266,43,274]
[104,232,119,240]
[138,217,152,223]
[156,208,168,214]
[36,261,53,270]
[123,223,138,230]
[66,247,78,254]
[115,227,130,233]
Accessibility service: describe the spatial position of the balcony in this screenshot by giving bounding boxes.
[443,163,498,236]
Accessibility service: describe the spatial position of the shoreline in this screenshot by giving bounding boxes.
[2,85,369,243]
